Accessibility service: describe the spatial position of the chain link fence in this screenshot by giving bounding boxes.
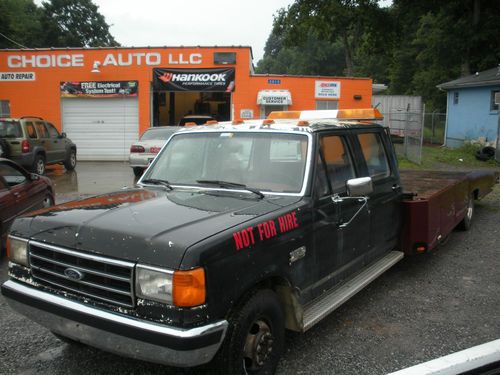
[381,111,424,164]
[423,112,446,145]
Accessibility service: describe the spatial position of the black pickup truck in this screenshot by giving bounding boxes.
[2,111,497,374]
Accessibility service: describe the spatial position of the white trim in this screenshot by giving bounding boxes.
[388,339,500,375]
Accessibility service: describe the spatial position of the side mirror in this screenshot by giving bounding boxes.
[61,132,67,138]
[346,177,373,197]
[30,173,40,180]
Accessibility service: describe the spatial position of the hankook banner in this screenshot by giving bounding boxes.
[153,68,235,92]
[60,81,138,97]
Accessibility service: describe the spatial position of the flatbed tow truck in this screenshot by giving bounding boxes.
[2,109,498,374]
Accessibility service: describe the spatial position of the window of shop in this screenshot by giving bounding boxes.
[152,68,234,126]
[0,100,10,117]
[316,100,338,110]
[261,105,288,119]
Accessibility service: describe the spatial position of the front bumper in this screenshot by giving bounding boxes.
[1,280,228,367]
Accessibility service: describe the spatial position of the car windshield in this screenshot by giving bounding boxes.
[140,128,178,141]
[0,121,23,138]
[143,131,309,194]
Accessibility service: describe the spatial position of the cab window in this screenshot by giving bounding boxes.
[46,123,60,138]
[0,162,26,186]
[316,135,355,195]
[357,133,390,179]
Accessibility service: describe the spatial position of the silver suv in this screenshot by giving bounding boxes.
[0,116,77,174]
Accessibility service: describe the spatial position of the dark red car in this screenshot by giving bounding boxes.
[0,158,54,253]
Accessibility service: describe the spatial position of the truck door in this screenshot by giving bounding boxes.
[46,122,67,161]
[312,133,370,296]
[354,130,402,260]
[34,121,53,163]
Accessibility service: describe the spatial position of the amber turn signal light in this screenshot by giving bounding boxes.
[173,268,206,307]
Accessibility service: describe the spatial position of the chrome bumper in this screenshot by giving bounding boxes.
[1,280,227,367]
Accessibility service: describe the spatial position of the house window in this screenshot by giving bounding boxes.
[316,100,338,110]
[491,90,500,111]
[0,100,10,117]
[453,92,459,105]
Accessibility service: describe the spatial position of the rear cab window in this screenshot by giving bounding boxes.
[0,121,23,138]
[357,132,391,180]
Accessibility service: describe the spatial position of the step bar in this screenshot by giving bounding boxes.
[303,251,404,331]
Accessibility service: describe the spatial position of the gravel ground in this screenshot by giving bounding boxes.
[1,183,499,374]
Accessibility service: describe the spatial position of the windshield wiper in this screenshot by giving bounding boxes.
[196,180,265,199]
[141,178,173,190]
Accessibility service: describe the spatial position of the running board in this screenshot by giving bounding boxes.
[302,251,404,331]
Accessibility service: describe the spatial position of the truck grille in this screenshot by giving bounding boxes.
[29,241,135,308]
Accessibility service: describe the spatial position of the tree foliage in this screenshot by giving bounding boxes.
[256,0,500,111]
[0,0,119,49]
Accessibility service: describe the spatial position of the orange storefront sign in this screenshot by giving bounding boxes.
[0,46,372,136]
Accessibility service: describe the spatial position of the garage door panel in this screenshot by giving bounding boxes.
[62,98,139,161]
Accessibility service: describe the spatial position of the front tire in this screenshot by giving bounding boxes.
[32,154,46,175]
[133,167,144,177]
[42,193,54,208]
[64,149,77,170]
[214,289,285,375]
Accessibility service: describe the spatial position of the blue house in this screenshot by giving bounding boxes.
[437,66,500,148]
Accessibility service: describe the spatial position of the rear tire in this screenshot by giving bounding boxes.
[32,154,46,175]
[458,194,474,231]
[133,167,144,177]
[64,149,77,170]
[0,139,10,158]
[213,289,285,375]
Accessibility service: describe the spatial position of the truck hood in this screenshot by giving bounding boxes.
[22,188,299,268]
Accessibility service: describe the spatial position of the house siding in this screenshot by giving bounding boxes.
[445,85,500,148]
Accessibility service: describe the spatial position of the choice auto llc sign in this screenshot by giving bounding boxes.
[153,68,235,92]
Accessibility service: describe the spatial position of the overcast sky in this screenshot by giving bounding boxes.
[78,0,296,62]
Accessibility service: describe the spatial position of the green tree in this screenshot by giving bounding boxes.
[0,0,44,49]
[40,0,119,47]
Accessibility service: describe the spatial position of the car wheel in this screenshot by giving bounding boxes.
[32,155,46,175]
[0,139,10,158]
[133,167,144,177]
[42,194,55,208]
[458,194,474,231]
[64,149,77,170]
[213,289,284,375]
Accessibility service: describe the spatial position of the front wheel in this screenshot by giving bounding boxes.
[133,167,144,177]
[64,149,77,170]
[32,155,46,175]
[42,193,54,208]
[214,289,285,375]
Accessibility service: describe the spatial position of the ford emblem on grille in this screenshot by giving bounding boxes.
[64,268,84,281]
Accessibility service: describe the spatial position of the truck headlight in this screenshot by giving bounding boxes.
[136,265,206,307]
[136,265,173,304]
[7,236,29,267]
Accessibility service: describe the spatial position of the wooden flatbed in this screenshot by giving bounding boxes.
[399,169,498,254]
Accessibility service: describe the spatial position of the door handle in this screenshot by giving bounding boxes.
[392,184,401,191]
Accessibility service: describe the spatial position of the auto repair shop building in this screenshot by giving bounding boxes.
[0,46,372,160]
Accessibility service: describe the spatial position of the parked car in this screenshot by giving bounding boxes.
[178,115,215,126]
[129,126,182,177]
[0,158,54,254]
[0,116,77,175]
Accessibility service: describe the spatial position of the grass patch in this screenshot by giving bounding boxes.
[397,144,500,169]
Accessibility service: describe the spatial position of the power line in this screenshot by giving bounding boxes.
[0,31,29,49]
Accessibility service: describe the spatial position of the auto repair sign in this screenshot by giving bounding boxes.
[153,68,235,92]
[315,80,341,99]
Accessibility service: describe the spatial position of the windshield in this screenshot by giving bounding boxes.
[140,127,178,141]
[143,131,309,194]
[0,121,23,138]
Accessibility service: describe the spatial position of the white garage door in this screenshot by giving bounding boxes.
[62,97,139,161]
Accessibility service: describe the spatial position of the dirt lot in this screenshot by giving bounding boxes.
[0,162,499,374]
